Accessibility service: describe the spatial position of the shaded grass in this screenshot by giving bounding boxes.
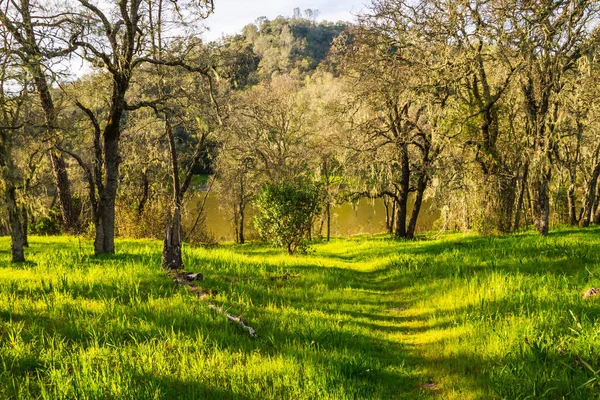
[0,227,600,399]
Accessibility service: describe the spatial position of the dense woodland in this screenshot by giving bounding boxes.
[1,0,600,263]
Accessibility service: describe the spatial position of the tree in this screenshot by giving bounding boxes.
[254,181,322,254]
[64,0,215,254]
[0,0,79,231]
[507,0,600,235]
[215,74,316,241]
[332,16,444,239]
[0,31,27,262]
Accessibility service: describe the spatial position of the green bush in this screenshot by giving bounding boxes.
[30,215,59,235]
[254,181,322,254]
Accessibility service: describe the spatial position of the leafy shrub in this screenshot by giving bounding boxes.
[30,215,59,235]
[254,181,322,254]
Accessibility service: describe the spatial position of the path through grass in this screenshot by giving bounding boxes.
[1,227,600,398]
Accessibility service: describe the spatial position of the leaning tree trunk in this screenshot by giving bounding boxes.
[407,175,428,239]
[22,9,76,233]
[6,186,25,262]
[162,117,184,270]
[49,146,75,231]
[162,206,184,270]
[384,197,392,233]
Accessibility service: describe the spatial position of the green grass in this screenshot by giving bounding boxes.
[1,227,600,399]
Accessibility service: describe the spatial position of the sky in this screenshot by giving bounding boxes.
[201,0,368,41]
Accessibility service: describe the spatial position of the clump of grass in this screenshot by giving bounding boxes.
[0,228,599,398]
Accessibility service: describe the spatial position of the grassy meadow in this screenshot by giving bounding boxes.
[1,228,600,399]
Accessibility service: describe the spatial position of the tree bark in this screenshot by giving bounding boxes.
[238,203,245,244]
[532,171,551,236]
[6,186,25,262]
[162,116,185,269]
[137,170,149,217]
[96,133,120,254]
[394,147,410,238]
[21,205,28,247]
[407,175,428,239]
[23,0,75,231]
[390,200,396,234]
[580,162,600,228]
[162,206,183,270]
[594,182,600,225]
[567,169,578,226]
[49,150,76,230]
[514,162,529,231]
[326,202,331,241]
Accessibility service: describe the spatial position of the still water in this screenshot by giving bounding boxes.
[188,193,440,242]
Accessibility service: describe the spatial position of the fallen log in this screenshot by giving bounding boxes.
[168,270,257,338]
[208,304,257,338]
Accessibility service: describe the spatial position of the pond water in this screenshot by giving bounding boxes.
[187,192,440,242]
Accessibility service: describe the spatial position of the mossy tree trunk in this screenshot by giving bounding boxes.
[6,186,25,262]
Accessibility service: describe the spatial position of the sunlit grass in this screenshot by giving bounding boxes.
[1,227,600,398]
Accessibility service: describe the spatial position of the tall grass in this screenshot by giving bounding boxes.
[1,228,599,399]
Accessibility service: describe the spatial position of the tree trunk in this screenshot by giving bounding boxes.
[567,169,578,226]
[96,133,120,254]
[394,199,408,238]
[390,200,396,234]
[162,116,184,268]
[514,162,529,231]
[94,205,105,255]
[234,209,240,243]
[326,202,331,241]
[21,205,28,247]
[532,172,551,236]
[162,206,183,270]
[6,186,25,262]
[49,146,75,230]
[238,204,245,244]
[16,1,76,233]
[137,170,149,217]
[384,198,391,233]
[407,175,428,239]
[580,162,600,228]
[394,148,410,238]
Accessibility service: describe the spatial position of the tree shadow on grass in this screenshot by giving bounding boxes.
[3,231,600,398]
